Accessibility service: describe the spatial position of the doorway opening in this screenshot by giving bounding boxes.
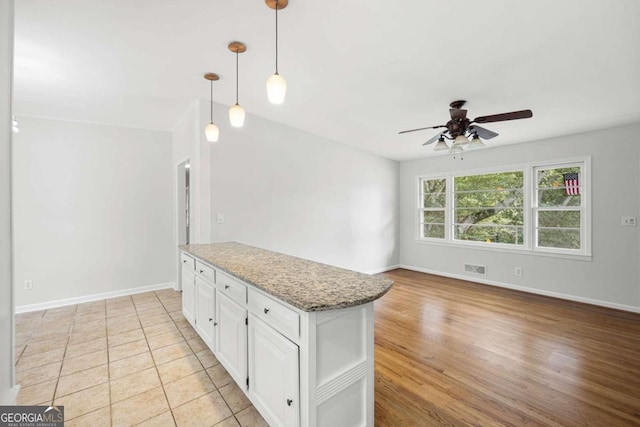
[177,160,191,246]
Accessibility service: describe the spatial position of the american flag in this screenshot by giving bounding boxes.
[564,172,580,195]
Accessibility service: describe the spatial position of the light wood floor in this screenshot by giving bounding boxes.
[374,269,640,426]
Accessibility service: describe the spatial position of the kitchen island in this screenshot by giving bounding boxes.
[179,242,393,427]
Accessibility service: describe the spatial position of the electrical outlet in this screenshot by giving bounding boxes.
[514,267,522,277]
[216,213,225,224]
[24,280,33,290]
[622,216,637,226]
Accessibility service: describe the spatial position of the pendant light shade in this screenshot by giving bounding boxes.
[204,73,220,142]
[266,0,288,104]
[229,104,245,128]
[469,133,484,148]
[205,123,220,141]
[434,136,448,151]
[453,134,469,146]
[267,73,287,104]
[228,41,247,128]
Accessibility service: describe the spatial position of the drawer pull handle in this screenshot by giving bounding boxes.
[225,285,230,290]
[264,308,270,314]
[209,318,213,322]
[182,260,187,263]
[199,269,204,273]
[287,399,293,406]
[214,322,218,326]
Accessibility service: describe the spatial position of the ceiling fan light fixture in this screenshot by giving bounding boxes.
[399,101,533,157]
[228,41,247,128]
[204,73,220,142]
[266,0,288,104]
[453,134,469,146]
[434,136,448,151]
[469,134,484,148]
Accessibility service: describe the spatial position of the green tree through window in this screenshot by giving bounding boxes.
[453,171,524,245]
[420,178,446,239]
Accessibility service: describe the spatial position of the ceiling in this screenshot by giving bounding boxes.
[13,0,640,161]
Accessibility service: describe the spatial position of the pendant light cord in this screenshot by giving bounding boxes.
[235,50,239,104]
[210,80,214,123]
[275,0,279,74]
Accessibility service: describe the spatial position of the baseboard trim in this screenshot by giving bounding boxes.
[15,282,178,314]
[0,385,20,405]
[397,264,640,314]
[364,264,401,275]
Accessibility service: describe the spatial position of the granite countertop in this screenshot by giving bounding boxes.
[179,242,394,312]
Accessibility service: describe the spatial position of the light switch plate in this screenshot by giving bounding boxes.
[216,213,225,224]
[622,216,637,226]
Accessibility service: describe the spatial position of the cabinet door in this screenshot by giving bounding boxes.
[248,315,300,427]
[215,291,247,387]
[182,268,196,327]
[195,278,215,349]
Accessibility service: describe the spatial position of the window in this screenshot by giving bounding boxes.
[419,177,446,239]
[534,164,583,251]
[453,171,524,245]
[417,158,590,256]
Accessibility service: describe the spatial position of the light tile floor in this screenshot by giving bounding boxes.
[14,289,269,427]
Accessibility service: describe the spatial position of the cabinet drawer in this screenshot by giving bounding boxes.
[249,289,300,340]
[195,261,215,283]
[181,252,195,271]
[216,271,247,306]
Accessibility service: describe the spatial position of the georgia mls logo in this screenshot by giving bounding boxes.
[0,405,64,427]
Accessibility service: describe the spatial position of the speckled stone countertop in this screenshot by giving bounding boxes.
[179,242,394,312]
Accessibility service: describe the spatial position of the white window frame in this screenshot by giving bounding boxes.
[417,176,448,240]
[415,156,591,259]
[451,169,526,249]
[532,158,591,256]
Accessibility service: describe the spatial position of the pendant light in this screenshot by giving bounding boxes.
[265,0,288,104]
[228,41,247,127]
[204,73,220,142]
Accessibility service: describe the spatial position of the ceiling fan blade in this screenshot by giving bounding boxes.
[468,125,498,140]
[449,108,467,120]
[422,131,446,146]
[398,125,446,135]
[473,109,533,124]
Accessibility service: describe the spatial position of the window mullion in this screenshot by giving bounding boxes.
[446,175,453,241]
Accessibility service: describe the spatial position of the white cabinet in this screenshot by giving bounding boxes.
[249,315,300,427]
[181,260,196,327]
[215,291,247,388]
[180,249,377,427]
[195,277,215,347]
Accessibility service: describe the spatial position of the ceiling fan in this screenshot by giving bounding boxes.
[399,100,533,152]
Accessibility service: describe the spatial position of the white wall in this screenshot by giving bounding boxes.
[198,100,399,273]
[172,101,210,245]
[399,124,640,310]
[0,0,17,404]
[13,117,176,308]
